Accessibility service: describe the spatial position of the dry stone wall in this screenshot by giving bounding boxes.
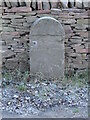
[1,0,90,10]
[1,7,89,74]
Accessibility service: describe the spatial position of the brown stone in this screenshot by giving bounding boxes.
[37,0,43,10]
[76,48,89,54]
[36,10,51,14]
[2,32,20,39]
[79,31,88,38]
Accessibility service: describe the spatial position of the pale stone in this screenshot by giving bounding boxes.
[60,0,68,8]
[75,0,83,8]
[83,0,90,8]
[30,17,65,79]
[31,0,36,10]
[3,27,15,32]
[42,0,50,10]
[51,8,62,15]
[5,0,11,7]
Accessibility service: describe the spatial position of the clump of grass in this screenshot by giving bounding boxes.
[2,69,30,88]
[64,69,88,86]
[77,70,88,80]
[2,67,88,88]
[73,109,79,113]
[2,69,30,81]
[17,84,27,92]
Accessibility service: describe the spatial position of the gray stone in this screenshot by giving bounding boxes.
[75,1,83,8]
[51,8,62,15]
[5,58,19,70]
[42,0,50,10]
[3,27,15,32]
[83,1,90,8]
[9,0,19,7]
[30,17,65,79]
[5,0,11,8]
[26,16,37,23]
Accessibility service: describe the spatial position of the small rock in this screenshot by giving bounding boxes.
[7,101,11,105]
[13,95,19,99]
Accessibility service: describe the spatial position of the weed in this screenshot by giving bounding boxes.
[17,84,27,92]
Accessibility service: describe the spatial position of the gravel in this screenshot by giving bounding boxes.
[2,78,88,117]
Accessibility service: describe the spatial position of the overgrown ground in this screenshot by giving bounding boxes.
[1,69,89,118]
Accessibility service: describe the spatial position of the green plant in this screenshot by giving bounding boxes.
[17,84,27,92]
[23,71,30,82]
[73,109,79,113]
[64,69,88,86]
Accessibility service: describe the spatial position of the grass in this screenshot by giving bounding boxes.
[2,68,88,90]
[73,109,79,113]
[63,69,88,87]
[17,84,27,92]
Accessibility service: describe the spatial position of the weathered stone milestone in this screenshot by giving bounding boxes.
[30,17,65,79]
